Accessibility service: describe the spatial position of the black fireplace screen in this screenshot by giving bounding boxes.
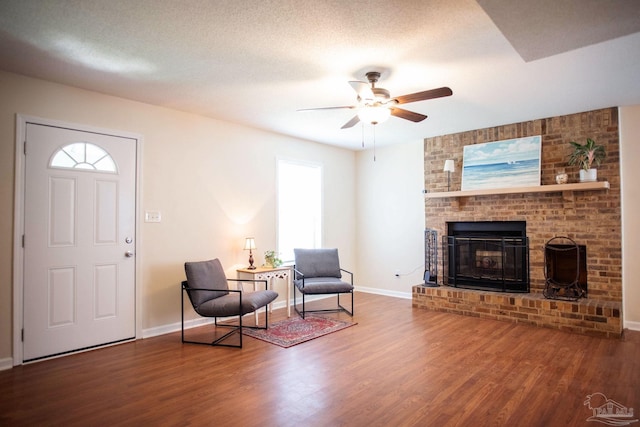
[444,221,530,293]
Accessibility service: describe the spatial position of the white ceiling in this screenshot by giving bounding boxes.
[1,0,639,150]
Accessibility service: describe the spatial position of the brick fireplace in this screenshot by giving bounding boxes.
[413,107,623,338]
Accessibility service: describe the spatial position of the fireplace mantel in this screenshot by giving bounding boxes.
[424,181,609,199]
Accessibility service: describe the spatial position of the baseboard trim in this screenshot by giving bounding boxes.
[143,316,214,339]
[0,357,13,371]
[625,320,640,331]
[356,286,412,300]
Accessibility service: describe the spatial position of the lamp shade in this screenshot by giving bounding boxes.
[443,159,455,172]
[357,105,391,125]
[243,237,256,250]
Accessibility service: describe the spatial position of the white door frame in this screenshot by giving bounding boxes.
[12,114,143,365]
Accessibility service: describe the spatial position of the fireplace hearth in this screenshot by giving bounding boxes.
[444,221,529,293]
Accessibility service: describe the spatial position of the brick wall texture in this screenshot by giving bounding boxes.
[412,286,622,338]
[424,107,621,303]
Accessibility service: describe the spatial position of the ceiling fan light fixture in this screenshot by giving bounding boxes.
[358,105,391,125]
[300,69,452,129]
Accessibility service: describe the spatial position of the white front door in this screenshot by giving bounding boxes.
[22,122,137,362]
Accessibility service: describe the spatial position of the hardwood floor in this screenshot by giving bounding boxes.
[1,292,638,426]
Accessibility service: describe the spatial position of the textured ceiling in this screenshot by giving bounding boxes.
[0,0,639,150]
[477,0,640,61]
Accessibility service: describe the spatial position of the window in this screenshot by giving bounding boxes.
[277,159,322,263]
[50,142,117,173]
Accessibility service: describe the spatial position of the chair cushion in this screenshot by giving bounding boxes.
[294,248,342,278]
[294,277,353,294]
[196,290,278,317]
[184,258,229,307]
[242,290,279,313]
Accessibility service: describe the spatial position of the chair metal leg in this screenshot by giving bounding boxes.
[181,275,274,348]
[294,290,354,319]
[183,315,243,348]
[181,285,244,348]
[244,305,270,331]
[337,292,354,316]
[293,282,308,319]
[181,287,185,343]
[293,281,305,319]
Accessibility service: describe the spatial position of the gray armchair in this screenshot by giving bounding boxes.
[182,258,278,348]
[293,248,354,319]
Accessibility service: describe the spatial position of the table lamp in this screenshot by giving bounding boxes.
[244,237,256,269]
[443,159,455,191]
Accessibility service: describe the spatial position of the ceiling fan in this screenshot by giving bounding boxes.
[299,71,453,129]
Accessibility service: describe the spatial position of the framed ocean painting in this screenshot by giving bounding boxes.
[461,136,542,191]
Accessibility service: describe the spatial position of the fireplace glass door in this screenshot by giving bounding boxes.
[444,221,530,293]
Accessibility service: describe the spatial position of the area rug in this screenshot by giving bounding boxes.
[243,315,357,348]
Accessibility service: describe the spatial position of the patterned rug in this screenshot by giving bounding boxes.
[243,315,356,348]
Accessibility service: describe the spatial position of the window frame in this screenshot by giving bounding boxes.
[276,157,323,264]
[49,141,118,173]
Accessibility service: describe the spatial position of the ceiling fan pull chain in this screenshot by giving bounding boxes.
[361,123,365,148]
[373,126,377,162]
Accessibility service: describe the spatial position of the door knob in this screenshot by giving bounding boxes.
[125,251,134,257]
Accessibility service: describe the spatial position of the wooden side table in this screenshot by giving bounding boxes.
[237,266,292,318]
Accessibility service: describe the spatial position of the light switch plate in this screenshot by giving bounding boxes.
[145,210,162,223]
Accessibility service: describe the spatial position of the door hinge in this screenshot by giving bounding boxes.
[23,140,27,155]
[22,234,25,248]
[21,329,24,342]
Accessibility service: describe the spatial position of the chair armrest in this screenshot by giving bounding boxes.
[293,268,305,288]
[340,268,353,285]
[182,281,243,294]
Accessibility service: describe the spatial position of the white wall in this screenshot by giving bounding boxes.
[0,71,356,362]
[355,140,425,298]
[620,105,640,329]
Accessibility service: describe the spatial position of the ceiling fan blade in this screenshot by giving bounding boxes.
[341,115,361,129]
[390,107,428,122]
[349,81,374,100]
[394,87,453,104]
[297,106,356,111]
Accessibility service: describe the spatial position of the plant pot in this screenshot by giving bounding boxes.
[579,168,597,182]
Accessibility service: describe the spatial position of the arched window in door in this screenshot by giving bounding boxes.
[50,142,117,173]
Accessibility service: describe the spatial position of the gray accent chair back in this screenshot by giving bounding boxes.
[182,258,278,348]
[293,248,354,318]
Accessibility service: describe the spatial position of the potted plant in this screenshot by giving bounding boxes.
[568,138,606,182]
[264,250,282,268]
